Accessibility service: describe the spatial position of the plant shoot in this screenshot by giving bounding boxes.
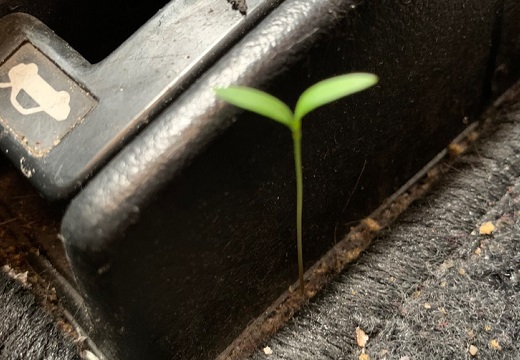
[215,73,378,295]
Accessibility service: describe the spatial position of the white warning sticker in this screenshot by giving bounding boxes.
[0,62,71,121]
[0,43,96,156]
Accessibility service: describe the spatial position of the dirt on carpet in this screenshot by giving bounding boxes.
[0,163,82,351]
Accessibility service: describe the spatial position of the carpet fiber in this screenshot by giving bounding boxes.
[0,270,80,360]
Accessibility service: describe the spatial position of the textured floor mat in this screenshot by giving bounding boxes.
[0,270,80,360]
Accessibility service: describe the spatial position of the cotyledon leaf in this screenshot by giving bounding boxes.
[294,73,378,121]
[215,86,294,128]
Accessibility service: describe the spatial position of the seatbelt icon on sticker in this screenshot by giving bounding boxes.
[0,62,71,121]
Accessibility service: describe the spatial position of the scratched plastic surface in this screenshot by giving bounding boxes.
[0,0,278,199]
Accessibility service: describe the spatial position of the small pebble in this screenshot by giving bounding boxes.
[263,346,273,355]
[490,339,502,350]
[359,352,370,360]
[469,345,478,356]
[356,327,369,348]
[479,222,495,235]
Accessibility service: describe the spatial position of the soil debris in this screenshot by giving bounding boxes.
[469,345,478,356]
[359,351,370,360]
[228,0,247,15]
[448,142,465,159]
[361,217,382,232]
[262,346,273,355]
[2,264,29,286]
[479,221,495,235]
[490,339,502,350]
[355,326,369,348]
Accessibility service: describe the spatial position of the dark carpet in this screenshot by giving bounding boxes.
[0,270,80,360]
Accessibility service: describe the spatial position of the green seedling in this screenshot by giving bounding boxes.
[215,73,378,295]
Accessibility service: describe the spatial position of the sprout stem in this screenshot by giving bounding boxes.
[292,128,304,296]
